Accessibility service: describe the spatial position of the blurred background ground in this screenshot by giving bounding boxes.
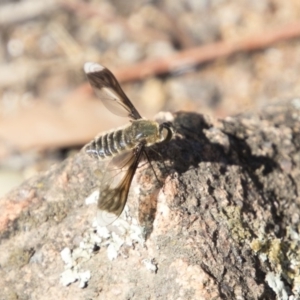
[1,0,300,196]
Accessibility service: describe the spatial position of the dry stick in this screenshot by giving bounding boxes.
[112,21,300,83]
[62,2,300,85]
[72,21,300,98]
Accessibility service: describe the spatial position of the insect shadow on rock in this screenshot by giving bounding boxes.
[84,62,174,226]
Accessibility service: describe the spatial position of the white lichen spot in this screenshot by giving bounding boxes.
[142,259,158,273]
[60,206,146,287]
[85,190,99,205]
[287,226,300,242]
[97,226,111,239]
[129,222,145,245]
[60,227,102,287]
[259,253,268,262]
[265,272,288,300]
[78,270,91,288]
[105,232,125,260]
[60,247,73,267]
[60,269,79,286]
[107,243,119,261]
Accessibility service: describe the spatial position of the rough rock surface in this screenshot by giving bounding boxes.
[0,100,300,300]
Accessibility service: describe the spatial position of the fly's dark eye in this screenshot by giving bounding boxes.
[160,123,173,142]
[160,127,169,139]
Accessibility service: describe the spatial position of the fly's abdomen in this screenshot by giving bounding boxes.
[85,127,135,159]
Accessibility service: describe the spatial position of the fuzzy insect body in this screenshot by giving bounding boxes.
[84,62,173,226]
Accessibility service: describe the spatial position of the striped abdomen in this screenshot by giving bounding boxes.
[85,119,171,160]
[85,126,135,160]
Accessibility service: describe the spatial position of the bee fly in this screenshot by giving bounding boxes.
[84,62,173,226]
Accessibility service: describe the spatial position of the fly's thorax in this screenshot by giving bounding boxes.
[125,119,173,147]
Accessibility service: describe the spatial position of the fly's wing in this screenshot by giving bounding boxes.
[97,145,144,226]
[84,62,142,120]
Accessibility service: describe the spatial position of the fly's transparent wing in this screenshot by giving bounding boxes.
[97,146,144,226]
[84,62,142,120]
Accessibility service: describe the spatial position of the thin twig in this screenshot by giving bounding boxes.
[112,21,300,83]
